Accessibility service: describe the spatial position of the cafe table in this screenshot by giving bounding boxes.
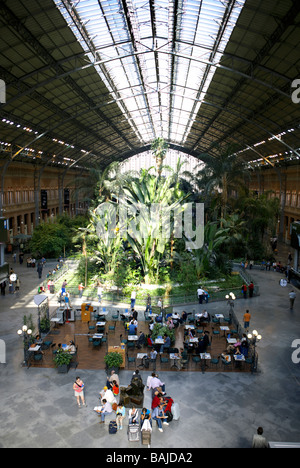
[200,352,211,372]
[227,338,237,344]
[128,335,138,341]
[220,325,230,337]
[170,353,181,369]
[28,345,41,352]
[137,353,148,368]
[92,333,103,340]
[234,354,245,368]
[185,324,195,330]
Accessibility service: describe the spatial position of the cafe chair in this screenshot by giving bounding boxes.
[210,356,220,369]
[212,316,220,325]
[212,330,220,339]
[192,355,201,368]
[127,352,136,368]
[92,340,101,349]
[222,358,232,371]
[108,325,115,333]
[42,340,53,350]
[112,310,119,321]
[33,353,43,364]
[127,341,135,350]
[159,354,169,368]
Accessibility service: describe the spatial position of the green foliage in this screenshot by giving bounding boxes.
[104,352,123,369]
[29,222,70,258]
[151,323,175,343]
[53,351,73,367]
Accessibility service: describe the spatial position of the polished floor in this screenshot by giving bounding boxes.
[0,248,300,448]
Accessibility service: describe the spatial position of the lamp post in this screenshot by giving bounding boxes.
[225,292,235,321]
[17,325,32,367]
[247,329,262,374]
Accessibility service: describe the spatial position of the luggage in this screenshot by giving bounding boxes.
[109,420,118,434]
[141,419,152,446]
[172,402,180,420]
[165,410,173,422]
[128,423,140,442]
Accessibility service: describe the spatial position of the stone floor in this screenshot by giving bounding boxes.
[0,250,300,449]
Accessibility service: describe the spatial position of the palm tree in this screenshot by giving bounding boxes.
[151,137,169,177]
[192,144,249,222]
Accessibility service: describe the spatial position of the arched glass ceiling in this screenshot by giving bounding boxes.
[54,0,246,146]
[120,148,204,176]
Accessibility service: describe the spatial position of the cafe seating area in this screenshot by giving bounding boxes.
[28,306,254,373]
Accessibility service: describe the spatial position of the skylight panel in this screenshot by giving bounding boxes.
[53,0,245,146]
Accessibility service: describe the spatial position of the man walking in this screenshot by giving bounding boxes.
[289,290,296,309]
[243,310,251,329]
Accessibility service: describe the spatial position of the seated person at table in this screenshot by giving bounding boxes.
[196,330,210,353]
[149,318,155,332]
[136,331,145,349]
[147,335,154,347]
[65,340,76,354]
[221,353,231,363]
[166,317,174,330]
[181,311,187,323]
[128,320,137,335]
[150,348,157,361]
[159,334,171,354]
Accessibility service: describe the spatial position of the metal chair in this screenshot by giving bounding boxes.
[210,356,219,369]
[159,354,169,368]
[192,355,201,368]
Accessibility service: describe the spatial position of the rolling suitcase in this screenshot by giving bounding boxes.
[128,423,140,442]
[109,420,118,434]
[171,402,180,420]
[141,419,152,446]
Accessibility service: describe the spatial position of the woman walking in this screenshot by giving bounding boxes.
[73,376,86,407]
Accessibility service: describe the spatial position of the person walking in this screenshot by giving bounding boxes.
[289,290,296,309]
[243,310,251,329]
[73,376,86,407]
[37,262,43,279]
[252,427,268,448]
[78,282,85,298]
[248,282,254,298]
[131,290,136,309]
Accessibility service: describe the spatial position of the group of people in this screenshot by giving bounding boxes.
[95,370,171,433]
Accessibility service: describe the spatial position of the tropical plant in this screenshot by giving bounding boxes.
[151,137,169,177]
[104,352,123,369]
[53,350,73,367]
[190,144,249,221]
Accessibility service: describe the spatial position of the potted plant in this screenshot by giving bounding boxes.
[53,351,73,373]
[104,351,123,373]
[40,314,50,334]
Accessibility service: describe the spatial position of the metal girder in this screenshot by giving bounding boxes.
[0,0,136,152]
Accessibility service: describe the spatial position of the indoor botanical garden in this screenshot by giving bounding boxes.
[0,0,300,451]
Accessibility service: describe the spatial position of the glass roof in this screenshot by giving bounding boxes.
[54,0,246,146]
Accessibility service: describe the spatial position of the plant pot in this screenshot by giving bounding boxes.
[57,364,70,374]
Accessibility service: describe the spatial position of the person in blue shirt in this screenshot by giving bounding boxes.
[128,320,137,335]
[160,334,171,353]
[152,404,169,432]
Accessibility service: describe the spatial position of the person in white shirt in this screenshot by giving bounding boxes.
[100,386,117,406]
[197,286,205,304]
[148,372,165,397]
[98,399,112,423]
[131,290,136,309]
